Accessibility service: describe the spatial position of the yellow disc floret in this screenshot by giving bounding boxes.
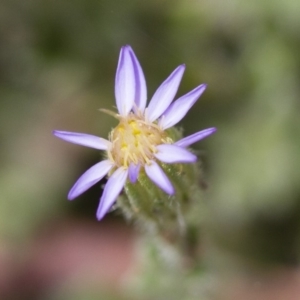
[108,113,171,167]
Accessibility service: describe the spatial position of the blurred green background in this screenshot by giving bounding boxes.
[1,0,300,299]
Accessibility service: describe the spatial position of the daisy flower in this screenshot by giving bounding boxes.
[53,45,216,220]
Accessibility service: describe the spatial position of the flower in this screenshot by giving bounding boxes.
[53,45,216,220]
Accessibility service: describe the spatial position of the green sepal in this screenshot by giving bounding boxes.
[117,127,207,258]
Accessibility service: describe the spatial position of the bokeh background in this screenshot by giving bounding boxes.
[1,0,300,299]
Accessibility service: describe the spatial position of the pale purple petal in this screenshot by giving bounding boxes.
[115,45,135,116]
[128,163,140,183]
[159,84,207,130]
[68,160,113,200]
[96,167,128,220]
[53,131,111,150]
[147,65,185,122]
[155,144,197,163]
[174,127,217,148]
[145,161,174,195]
[128,46,147,113]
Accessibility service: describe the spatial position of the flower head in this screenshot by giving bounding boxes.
[53,45,216,220]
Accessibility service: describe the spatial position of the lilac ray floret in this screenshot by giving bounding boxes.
[53,45,217,221]
[155,144,197,163]
[147,65,185,122]
[68,160,113,200]
[53,131,111,150]
[159,84,207,130]
[175,127,217,148]
[115,45,136,116]
[97,167,128,220]
[128,163,140,183]
[128,46,147,113]
[145,161,175,195]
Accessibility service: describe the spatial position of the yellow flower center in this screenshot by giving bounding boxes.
[108,113,170,167]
